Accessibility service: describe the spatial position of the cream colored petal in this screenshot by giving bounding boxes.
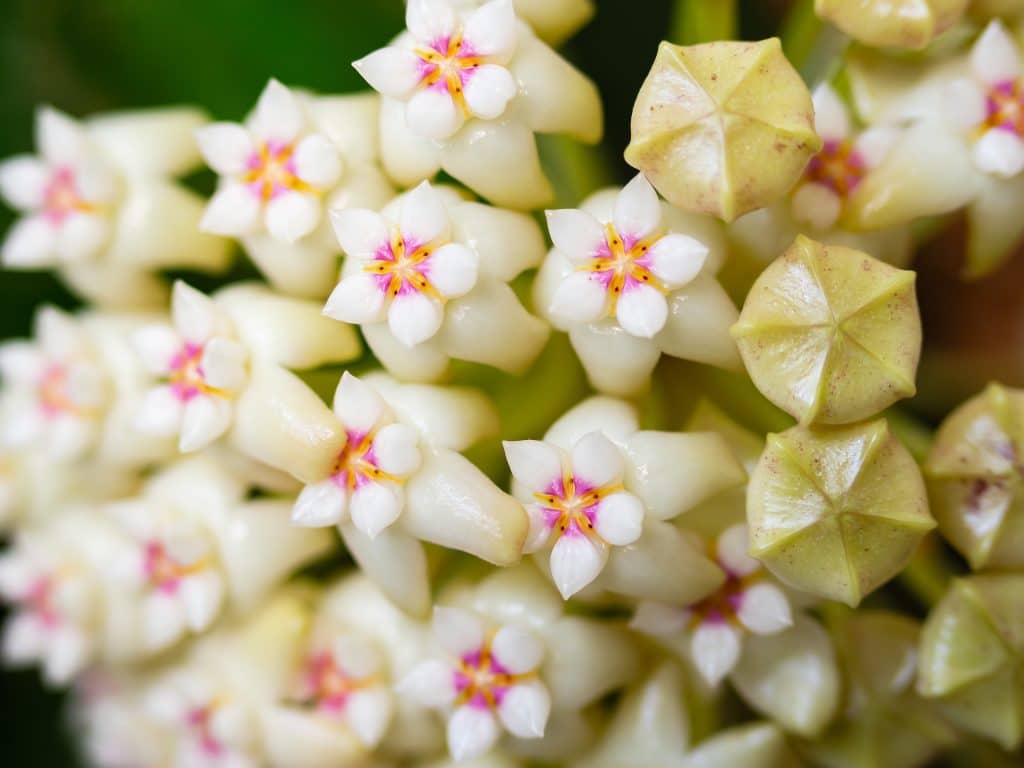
[338,521,431,618]
[569,321,660,396]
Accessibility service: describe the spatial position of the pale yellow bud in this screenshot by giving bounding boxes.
[815,0,969,49]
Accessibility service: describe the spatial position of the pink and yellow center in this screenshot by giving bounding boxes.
[804,139,866,198]
[580,223,665,317]
[980,79,1024,138]
[26,576,61,628]
[363,231,445,302]
[533,468,621,542]
[688,545,763,630]
[330,429,401,493]
[168,342,221,402]
[43,167,95,224]
[143,541,207,594]
[242,141,314,202]
[185,701,226,757]
[454,638,533,711]
[38,364,87,418]
[298,652,374,715]
[415,30,485,116]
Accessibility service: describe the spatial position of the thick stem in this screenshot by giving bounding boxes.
[670,0,739,44]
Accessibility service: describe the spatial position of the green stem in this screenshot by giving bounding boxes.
[780,0,848,84]
[669,0,738,44]
[899,534,957,607]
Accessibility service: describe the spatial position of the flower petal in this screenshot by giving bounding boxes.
[615,283,668,338]
[523,503,554,553]
[463,0,517,60]
[406,0,457,45]
[614,174,662,240]
[971,20,1021,86]
[251,78,305,143]
[944,78,988,133]
[332,634,382,679]
[180,571,224,631]
[811,83,850,140]
[717,523,760,577]
[491,625,544,674]
[973,128,1024,177]
[292,133,342,189]
[200,181,262,236]
[291,479,347,527]
[854,125,900,169]
[330,207,389,260]
[265,190,322,243]
[323,273,387,325]
[345,687,393,748]
[405,87,463,141]
[333,372,388,435]
[44,626,90,685]
[497,681,550,740]
[0,155,47,210]
[134,385,185,436]
[48,414,94,460]
[0,342,43,386]
[630,601,689,636]
[387,290,444,347]
[690,621,742,686]
[173,281,222,344]
[200,338,248,391]
[549,528,607,598]
[790,182,842,232]
[54,211,108,262]
[736,582,793,636]
[463,64,517,121]
[132,324,181,375]
[593,491,644,546]
[179,394,233,452]
[2,215,55,267]
[545,208,607,262]
[433,605,484,657]
[503,439,564,494]
[372,422,421,476]
[3,613,45,662]
[143,593,186,650]
[447,705,499,762]
[195,122,255,175]
[350,480,403,539]
[645,233,707,287]
[398,659,457,707]
[570,430,624,489]
[399,181,450,246]
[353,47,425,99]
[548,271,608,325]
[424,242,478,298]
[36,107,88,166]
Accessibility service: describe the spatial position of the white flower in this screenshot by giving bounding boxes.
[291,372,422,539]
[324,182,480,348]
[132,281,248,453]
[196,79,343,244]
[400,606,551,761]
[0,107,118,267]
[0,306,107,460]
[503,431,644,598]
[947,20,1024,178]
[631,524,793,687]
[791,85,899,232]
[355,0,518,141]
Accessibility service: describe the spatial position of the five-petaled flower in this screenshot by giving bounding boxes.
[354,0,518,140]
[630,524,793,686]
[132,281,248,453]
[400,606,550,761]
[324,181,479,348]
[545,173,708,339]
[197,79,343,244]
[291,372,421,539]
[504,430,644,598]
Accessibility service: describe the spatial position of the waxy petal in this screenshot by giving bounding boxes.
[491,625,544,674]
[433,605,484,657]
[497,681,550,740]
[854,125,900,169]
[43,626,90,684]
[425,242,478,298]
[717,524,759,577]
[463,0,517,60]
[349,480,403,539]
[973,129,1024,178]
[135,385,185,436]
[323,273,388,325]
[791,182,842,232]
[265,190,321,243]
[504,439,563,494]
[55,211,108,263]
[143,593,187,650]
[251,79,305,143]
[613,174,662,241]
[463,64,517,121]
[736,582,793,636]
[200,338,247,391]
[406,0,457,45]
[372,422,421,476]
[645,233,707,287]
[201,181,262,236]
[593,492,644,546]
[406,87,463,141]
[292,133,342,189]
[36,107,89,166]
[195,123,255,175]
[331,207,389,260]
[523,503,555,553]
[0,155,47,210]
[549,528,607,598]
[549,270,608,325]
[615,283,668,338]
[179,394,233,452]
[173,281,222,343]
[545,208,606,263]
[690,621,742,686]
[180,570,224,631]
[398,659,458,707]
[399,181,450,246]
[3,613,45,662]
[353,47,425,99]
[971,20,1021,86]
[447,705,499,762]
[570,430,624,489]
[345,687,393,748]
[332,634,382,679]
[291,479,347,527]
[944,78,988,133]
[333,372,388,435]
[811,83,850,141]
[2,215,55,267]
[387,290,444,347]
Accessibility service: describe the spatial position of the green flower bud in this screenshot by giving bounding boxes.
[918,574,1024,750]
[748,418,934,606]
[732,235,921,426]
[925,383,1024,570]
[815,0,969,50]
[625,39,821,222]
[802,611,956,768]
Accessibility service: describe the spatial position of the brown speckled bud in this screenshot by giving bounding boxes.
[918,574,1024,750]
[732,235,921,425]
[625,38,821,222]
[748,418,934,606]
[815,0,969,50]
[924,383,1024,570]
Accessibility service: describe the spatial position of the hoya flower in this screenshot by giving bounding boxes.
[400,605,551,761]
[325,182,548,381]
[196,79,395,297]
[534,176,740,395]
[75,673,173,768]
[354,0,602,209]
[0,105,230,307]
[0,306,106,461]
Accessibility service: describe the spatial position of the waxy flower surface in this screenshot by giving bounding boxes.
[400,605,550,761]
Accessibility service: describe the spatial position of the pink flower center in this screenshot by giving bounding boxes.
[185,704,224,757]
[532,469,622,543]
[363,232,445,302]
[454,642,525,711]
[330,428,398,492]
[43,167,94,224]
[242,141,311,202]
[26,576,61,628]
[804,138,866,198]
[982,79,1024,138]
[414,30,486,115]
[168,342,210,402]
[295,651,373,715]
[143,541,206,594]
[38,364,83,417]
[688,548,764,630]
[578,223,666,317]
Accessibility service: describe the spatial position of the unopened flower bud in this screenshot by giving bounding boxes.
[732,235,921,425]
[815,0,969,50]
[748,418,934,606]
[625,38,820,222]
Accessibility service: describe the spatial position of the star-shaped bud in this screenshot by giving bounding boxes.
[815,0,968,50]
[355,0,518,141]
[132,281,248,453]
[0,306,107,461]
[324,182,480,348]
[544,174,708,339]
[400,605,551,761]
[197,79,343,244]
[291,372,422,539]
[631,524,793,687]
[504,431,645,598]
